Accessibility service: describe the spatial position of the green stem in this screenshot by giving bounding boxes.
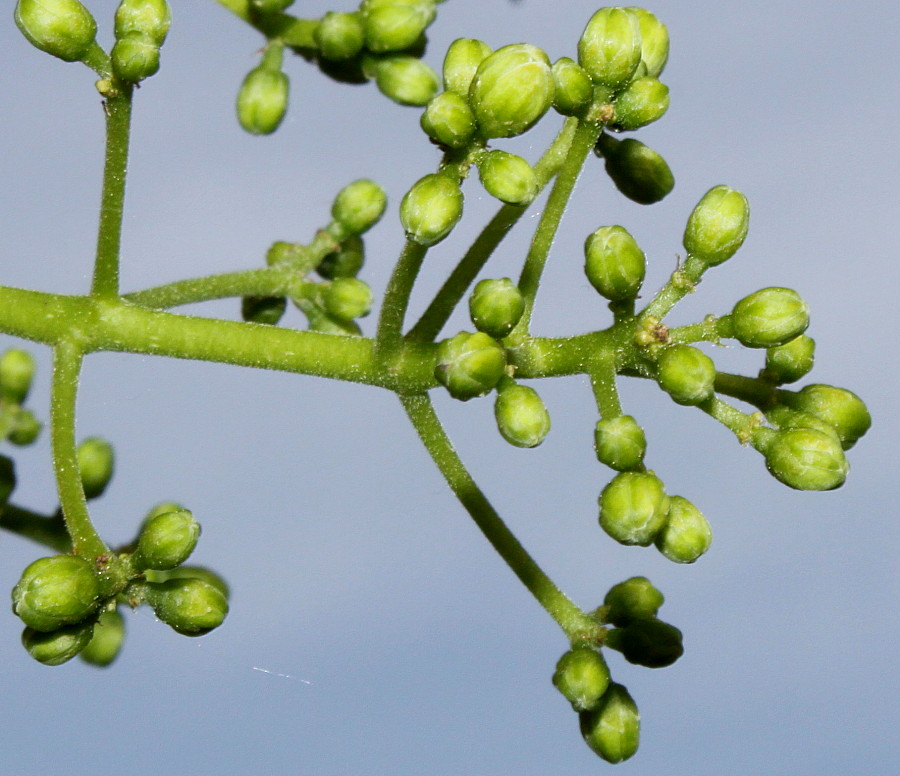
[376,239,428,349]
[588,355,622,419]
[211,0,318,47]
[0,505,70,552]
[640,255,707,323]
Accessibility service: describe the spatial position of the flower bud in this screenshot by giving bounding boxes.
[241,295,287,326]
[551,57,593,116]
[476,150,538,206]
[764,427,849,491]
[468,278,524,340]
[468,44,555,139]
[362,0,436,54]
[553,647,611,712]
[594,415,646,471]
[602,576,663,627]
[314,11,365,61]
[599,471,669,546]
[144,578,228,636]
[595,133,674,205]
[577,7,642,88]
[0,455,15,508]
[12,555,100,632]
[763,335,815,384]
[309,313,362,337]
[77,437,114,500]
[768,407,841,444]
[133,507,201,571]
[435,331,506,401]
[779,384,871,450]
[317,235,365,279]
[0,348,36,404]
[79,608,125,667]
[8,408,42,446]
[112,34,161,83]
[627,8,669,78]
[322,278,373,321]
[612,76,669,130]
[442,38,492,95]
[236,66,289,135]
[683,185,750,266]
[579,683,640,763]
[22,621,94,666]
[141,500,186,530]
[614,618,683,668]
[400,173,463,246]
[656,344,716,406]
[374,56,439,106]
[420,91,477,149]
[584,225,646,301]
[332,179,388,235]
[114,0,171,46]
[655,495,712,563]
[148,565,230,600]
[494,380,551,448]
[250,0,295,14]
[730,287,810,348]
[14,0,97,63]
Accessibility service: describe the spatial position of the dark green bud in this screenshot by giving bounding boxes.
[683,185,750,266]
[468,44,555,139]
[241,295,287,325]
[594,415,646,471]
[8,408,42,446]
[314,11,365,61]
[614,618,683,668]
[627,7,669,78]
[579,683,640,763]
[362,0,435,54]
[0,348,36,404]
[551,57,593,116]
[656,344,716,406]
[250,0,294,14]
[12,555,100,632]
[374,56,439,106]
[476,150,538,206]
[603,576,664,627]
[420,91,477,149]
[655,495,712,563]
[612,76,669,131]
[79,608,125,667]
[317,235,365,279]
[599,471,669,546]
[577,7,642,88]
[22,621,94,666]
[435,331,506,401]
[442,37,492,95]
[595,133,674,205]
[322,278,373,321]
[730,287,810,348]
[779,384,871,450]
[144,578,228,636]
[553,647,611,712]
[147,565,230,600]
[77,437,114,500]
[14,0,97,63]
[584,225,646,301]
[133,507,201,571]
[332,179,388,235]
[0,455,15,508]
[236,67,289,135]
[400,173,463,246]
[763,335,815,384]
[111,34,161,83]
[468,277,524,340]
[764,427,849,491]
[494,379,551,448]
[114,0,171,46]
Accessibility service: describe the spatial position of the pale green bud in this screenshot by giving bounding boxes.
[400,173,464,246]
[654,495,712,563]
[656,344,716,406]
[599,471,669,546]
[584,225,646,301]
[763,335,815,384]
[763,427,849,491]
[332,179,388,235]
[493,380,551,448]
[442,37,492,95]
[551,57,593,116]
[144,578,228,636]
[468,277,524,340]
[420,91,477,149]
[579,683,640,763]
[553,647,611,712]
[236,67,289,135]
[8,408,42,446]
[315,11,365,61]
[0,348,36,405]
[22,621,94,666]
[12,555,100,632]
[77,437,114,500]
[435,331,506,401]
[133,508,201,571]
[362,0,436,54]
[627,8,669,78]
[595,133,674,205]
[14,0,97,63]
[603,576,663,626]
[778,384,871,450]
[594,415,646,471]
[322,278,373,321]
[730,287,810,348]
[114,0,171,46]
[476,150,538,206]
[375,56,440,106]
[577,7,642,88]
[683,185,750,266]
[612,76,669,130]
[79,608,126,667]
[111,34,161,83]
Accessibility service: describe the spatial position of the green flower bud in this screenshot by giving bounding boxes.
[551,57,593,116]
[332,179,388,235]
[362,0,436,54]
[265,240,302,267]
[435,331,506,401]
[22,621,94,666]
[612,76,669,130]
[79,608,125,667]
[77,437,114,500]
[599,471,669,546]
[730,287,810,348]
[442,37,492,95]
[627,8,669,78]
[594,415,646,471]
[614,618,683,668]
[141,500,186,529]
[14,0,97,63]
[144,578,228,637]
[374,56,439,106]
[553,647,611,712]
[250,0,294,14]
[236,67,289,135]
[763,335,815,384]
[308,313,362,337]
[400,173,463,246]
[468,277,524,340]
[468,44,555,139]
[317,235,365,279]
[602,576,663,627]
[778,384,871,450]
[579,683,640,763]
[656,344,716,406]
[494,380,551,448]
[111,34,161,83]
[654,495,712,563]
[12,555,100,632]
[133,507,201,571]
[584,225,646,301]
[147,565,230,600]
[114,0,171,46]
[476,150,538,206]
[0,455,15,508]
[314,11,365,61]
[577,7,642,88]
[241,295,287,326]
[322,278,373,321]
[8,408,42,446]
[768,407,841,444]
[683,185,750,266]
[595,133,674,205]
[420,91,477,149]
[0,348,36,404]
[764,427,849,491]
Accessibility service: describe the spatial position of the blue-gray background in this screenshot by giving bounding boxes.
[1,1,896,774]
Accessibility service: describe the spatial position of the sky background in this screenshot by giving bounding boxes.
[0,1,897,774]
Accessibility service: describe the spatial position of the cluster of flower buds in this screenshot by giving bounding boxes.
[111,0,171,83]
[0,349,41,448]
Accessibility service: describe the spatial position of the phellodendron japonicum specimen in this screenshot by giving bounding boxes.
[0,0,872,765]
